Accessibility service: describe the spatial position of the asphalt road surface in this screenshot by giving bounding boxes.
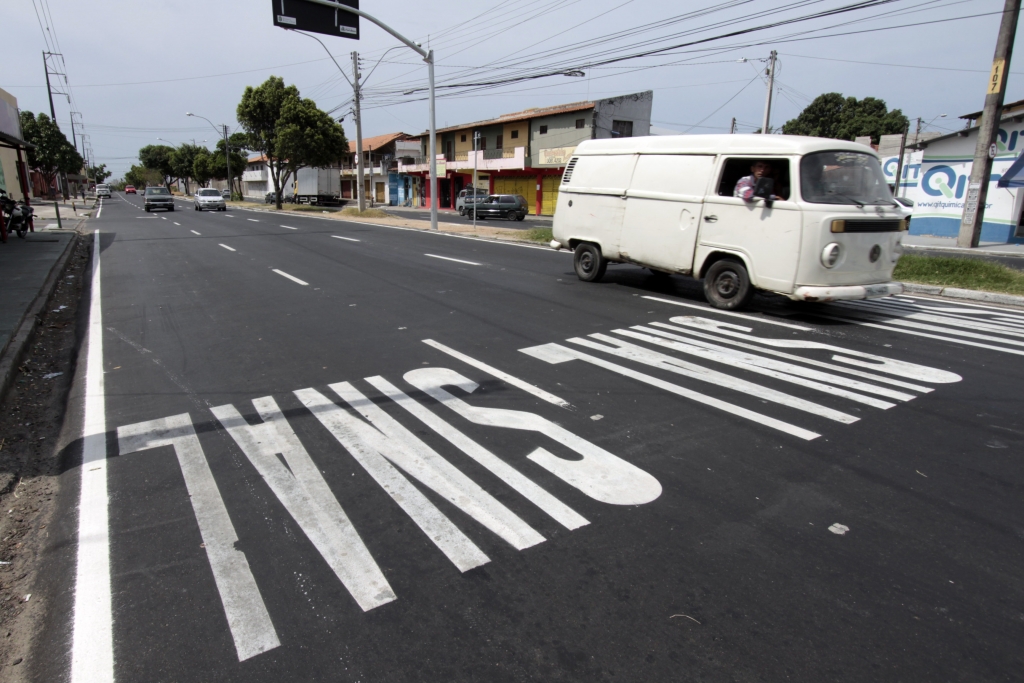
[41,192,1024,682]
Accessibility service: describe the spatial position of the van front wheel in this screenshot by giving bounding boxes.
[574,243,607,282]
[703,258,754,310]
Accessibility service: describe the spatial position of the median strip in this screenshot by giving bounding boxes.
[425,254,482,266]
[219,244,236,252]
[272,269,308,286]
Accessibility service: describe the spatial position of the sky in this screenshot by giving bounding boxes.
[2,0,1020,179]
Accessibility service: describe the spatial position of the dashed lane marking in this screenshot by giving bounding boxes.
[219,244,236,252]
[425,254,482,266]
[248,219,259,222]
[281,225,298,230]
[332,235,360,242]
[191,230,201,235]
[272,269,308,286]
[173,222,181,226]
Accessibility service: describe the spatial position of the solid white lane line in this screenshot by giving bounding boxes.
[642,296,812,331]
[273,269,308,285]
[71,230,113,682]
[117,414,280,661]
[219,244,236,252]
[423,339,570,408]
[96,200,102,219]
[332,235,360,242]
[248,218,259,222]
[425,253,482,266]
[173,222,181,226]
[367,375,589,530]
[191,230,201,235]
[280,225,298,230]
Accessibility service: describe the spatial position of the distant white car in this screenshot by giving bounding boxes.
[194,187,226,211]
[95,184,111,199]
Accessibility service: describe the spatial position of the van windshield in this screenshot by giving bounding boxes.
[800,151,894,206]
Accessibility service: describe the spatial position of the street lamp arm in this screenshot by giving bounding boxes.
[302,0,429,61]
[187,112,226,138]
[288,30,353,88]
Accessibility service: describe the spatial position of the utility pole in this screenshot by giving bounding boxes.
[42,51,68,199]
[352,51,366,212]
[472,130,479,231]
[761,50,777,135]
[729,117,737,134]
[368,144,373,207]
[223,124,232,199]
[894,120,909,198]
[958,0,1021,247]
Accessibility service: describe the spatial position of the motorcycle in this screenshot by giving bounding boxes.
[0,190,34,240]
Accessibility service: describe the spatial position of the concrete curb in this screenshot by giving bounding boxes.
[903,243,1024,259]
[901,282,1024,308]
[0,232,80,401]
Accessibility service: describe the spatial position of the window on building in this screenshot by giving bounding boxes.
[461,134,467,142]
[496,134,503,149]
[479,137,486,151]
[611,120,634,138]
[539,125,548,135]
[511,130,519,139]
[576,118,585,129]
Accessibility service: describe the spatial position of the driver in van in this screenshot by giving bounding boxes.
[734,160,776,202]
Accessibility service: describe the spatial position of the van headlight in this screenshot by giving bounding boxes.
[821,243,841,268]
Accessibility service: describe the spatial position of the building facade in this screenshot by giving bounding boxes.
[879,100,1024,243]
[400,91,653,214]
[0,88,34,203]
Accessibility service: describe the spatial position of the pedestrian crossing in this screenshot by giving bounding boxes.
[109,294,1018,662]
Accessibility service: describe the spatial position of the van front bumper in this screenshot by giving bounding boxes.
[790,282,903,302]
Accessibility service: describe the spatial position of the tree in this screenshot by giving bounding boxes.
[781,93,909,144]
[138,144,176,189]
[170,143,206,195]
[237,76,347,209]
[88,163,112,184]
[125,164,163,190]
[210,133,248,198]
[19,111,84,199]
[192,149,214,187]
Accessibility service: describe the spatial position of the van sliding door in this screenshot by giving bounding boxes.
[619,154,713,273]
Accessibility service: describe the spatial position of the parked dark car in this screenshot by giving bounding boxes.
[144,186,175,212]
[265,191,278,204]
[467,194,528,221]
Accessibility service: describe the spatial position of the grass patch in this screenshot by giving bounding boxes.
[523,227,553,243]
[894,253,1024,295]
[290,204,340,212]
[340,207,391,219]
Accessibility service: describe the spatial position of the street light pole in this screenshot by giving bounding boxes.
[761,50,777,135]
[301,0,438,231]
[187,113,234,199]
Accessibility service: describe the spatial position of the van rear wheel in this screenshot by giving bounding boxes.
[574,243,607,282]
[703,258,754,310]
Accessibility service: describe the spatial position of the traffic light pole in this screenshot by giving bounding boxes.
[957,0,1021,248]
[303,0,438,231]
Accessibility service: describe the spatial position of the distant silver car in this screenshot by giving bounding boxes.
[194,187,226,211]
[95,184,111,199]
[456,187,488,216]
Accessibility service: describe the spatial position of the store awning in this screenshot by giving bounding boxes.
[998,152,1024,187]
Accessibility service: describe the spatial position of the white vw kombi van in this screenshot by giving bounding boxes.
[550,135,908,309]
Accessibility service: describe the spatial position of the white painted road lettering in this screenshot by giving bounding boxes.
[117,414,280,662]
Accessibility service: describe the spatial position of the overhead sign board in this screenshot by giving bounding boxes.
[272,0,359,40]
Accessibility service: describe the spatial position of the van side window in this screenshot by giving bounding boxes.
[717,158,791,200]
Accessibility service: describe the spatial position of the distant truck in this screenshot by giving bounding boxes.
[294,166,342,206]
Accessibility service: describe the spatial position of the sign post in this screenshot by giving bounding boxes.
[273,0,438,231]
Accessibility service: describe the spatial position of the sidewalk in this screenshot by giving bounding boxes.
[0,228,81,398]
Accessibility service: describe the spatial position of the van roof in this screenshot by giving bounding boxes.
[573,134,876,157]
